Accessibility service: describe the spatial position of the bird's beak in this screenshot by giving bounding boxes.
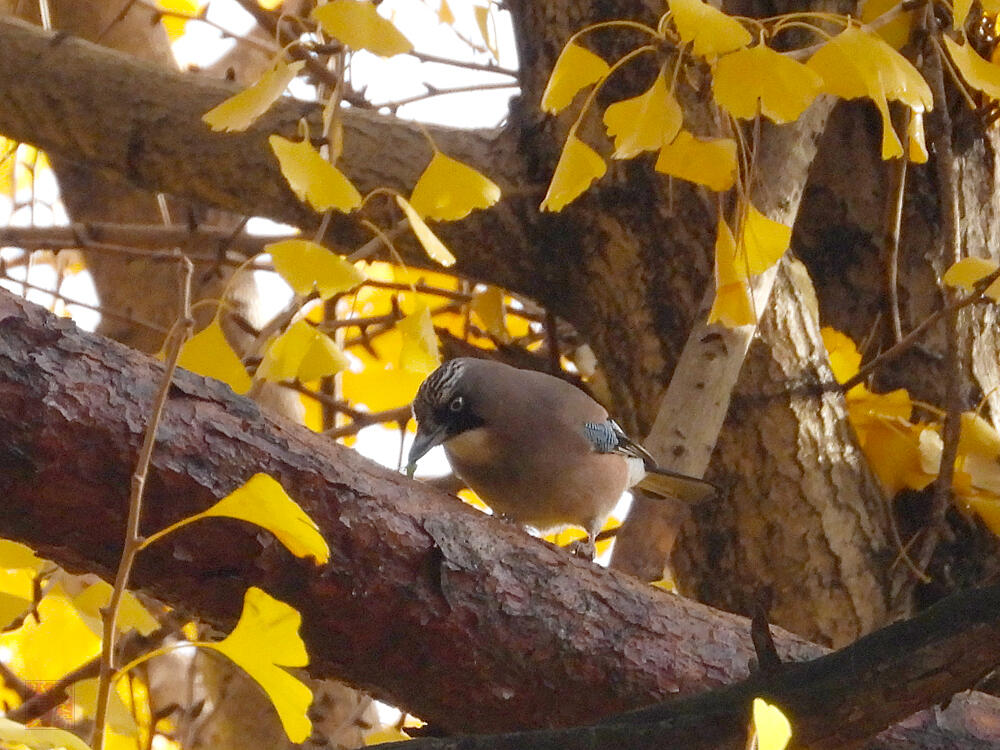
[406,421,450,477]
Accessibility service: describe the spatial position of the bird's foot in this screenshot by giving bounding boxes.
[565,536,596,560]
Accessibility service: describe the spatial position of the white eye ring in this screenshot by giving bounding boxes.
[449,396,464,412]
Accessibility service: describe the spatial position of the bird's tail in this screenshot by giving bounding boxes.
[636,467,716,503]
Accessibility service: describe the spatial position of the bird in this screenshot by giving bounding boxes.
[406,357,715,557]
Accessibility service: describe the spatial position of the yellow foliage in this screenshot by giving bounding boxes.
[541,43,609,113]
[603,72,683,159]
[908,112,928,163]
[312,0,413,57]
[257,320,350,383]
[943,37,1000,100]
[471,286,507,339]
[398,300,441,375]
[807,27,932,160]
[409,152,501,221]
[752,698,793,750]
[177,319,252,395]
[342,367,426,412]
[860,0,914,48]
[540,135,606,211]
[157,0,205,42]
[396,196,458,266]
[269,135,362,213]
[668,0,751,58]
[205,587,313,743]
[655,130,737,191]
[708,219,755,327]
[0,718,91,750]
[202,60,304,132]
[942,256,1000,300]
[268,239,366,299]
[712,45,822,123]
[73,581,160,637]
[0,586,101,680]
[739,203,791,275]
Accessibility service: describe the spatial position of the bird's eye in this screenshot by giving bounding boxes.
[449,396,464,412]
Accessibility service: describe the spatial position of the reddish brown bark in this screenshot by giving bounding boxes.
[2,290,1000,748]
[0,289,823,732]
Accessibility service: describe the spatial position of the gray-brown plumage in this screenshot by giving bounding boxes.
[407,358,714,556]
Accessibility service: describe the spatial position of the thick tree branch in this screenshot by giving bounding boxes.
[0,289,823,733]
[1,290,999,747]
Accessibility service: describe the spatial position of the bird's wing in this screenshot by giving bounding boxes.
[583,419,717,503]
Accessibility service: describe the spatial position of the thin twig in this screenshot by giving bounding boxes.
[372,81,516,110]
[91,256,195,750]
[408,49,518,77]
[839,267,999,392]
[0,269,169,334]
[324,405,412,439]
[919,10,965,572]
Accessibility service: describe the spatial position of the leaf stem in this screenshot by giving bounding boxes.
[91,256,194,750]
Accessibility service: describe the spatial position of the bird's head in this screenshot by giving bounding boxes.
[406,358,485,475]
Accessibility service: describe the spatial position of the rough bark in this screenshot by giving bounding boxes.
[0,290,827,733]
[4,291,1000,749]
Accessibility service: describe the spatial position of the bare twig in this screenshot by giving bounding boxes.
[324,405,412,439]
[839,266,999,392]
[91,256,195,750]
[372,81,517,110]
[408,49,518,77]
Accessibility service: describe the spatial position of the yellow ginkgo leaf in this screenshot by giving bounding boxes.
[409,152,501,221]
[341,366,426,411]
[257,319,349,383]
[668,0,752,59]
[72,677,140,737]
[908,112,928,163]
[603,72,683,158]
[398,301,440,374]
[942,256,1000,300]
[655,130,737,191]
[158,0,205,42]
[959,412,1000,460]
[269,135,362,213]
[203,60,305,132]
[312,0,413,57]
[438,0,455,25]
[807,27,932,160]
[860,0,914,49]
[821,326,862,383]
[178,320,252,395]
[739,203,791,275]
[712,45,823,123]
[206,587,313,743]
[752,698,793,750]
[541,43,610,113]
[0,539,42,570]
[0,585,101,679]
[267,239,366,299]
[864,418,933,494]
[473,4,500,60]
[541,135,606,211]
[471,285,507,339]
[201,474,330,564]
[708,219,755,326]
[0,718,91,750]
[953,0,974,29]
[943,36,1000,99]
[73,582,160,637]
[395,196,458,266]
[0,578,31,632]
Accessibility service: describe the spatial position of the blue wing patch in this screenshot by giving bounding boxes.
[582,420,625,454]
